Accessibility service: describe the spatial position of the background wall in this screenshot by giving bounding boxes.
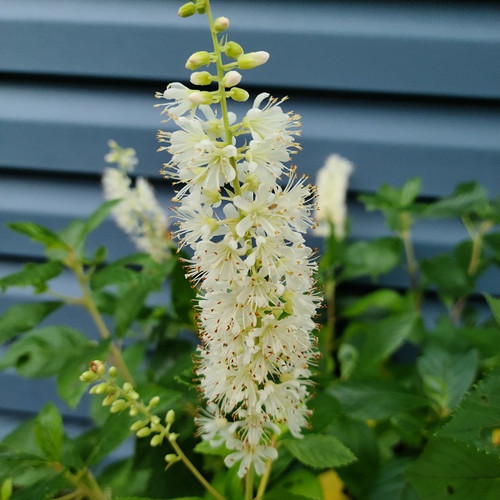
[1,0,499,437]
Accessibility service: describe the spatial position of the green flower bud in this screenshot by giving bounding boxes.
[149,396,161,407]
[168,432,179,442]
[129,406,138,417]
[80,370,99,383]
[122,382,133,393]
[185,51,211,70]
[130,419,149,432]
[225,41,243,59]
[178,2,196,17]
[166,409,176,425]
[164,453,178,463]
[102,392,118,406]
[150,434,164,447]
[110,399,129,413]
[214,16,230,32]
[195,0,206,14]
[190,71,213,86]
[136,427,152,438]
[230,87,250,102]
[89,382,108,395]
[108,366,118,378]
[237,51,270,69]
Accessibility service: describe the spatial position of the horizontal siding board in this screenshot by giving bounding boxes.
[1,83,499,198]
[1,0,499,98]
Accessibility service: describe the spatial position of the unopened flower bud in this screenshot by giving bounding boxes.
[185,51,211,70]
[149,396,160,407]
[230,87,249,102]
[224,41,243,59]
[89,382,108,395]
[136,427,152,438]
[129,407,138,417]
[110,399,129,413]
[80,370,99,383]
[190,71,212,86]
[237,51,269,70]
[130,419,149,432]
[150,434,164,447]
[195,0,206,14]
[222,70,242,88]
[168,432,179,442]
[164,453,178,463]
[214,16,230,32]
[108,366,118,378]
[122,382,133,393]
[102,392,118,406]
[189,91,213,105]
[166,409,176,425]
[178,2,196,17]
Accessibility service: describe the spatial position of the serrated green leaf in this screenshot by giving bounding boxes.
[417,344,478,413]
[329,381,429,420]
[79,199,121,244]
[341,237,402,280]
[0,301,63,343]
[407,438,500,500]
[0,326,91,377]
[7,222,70,250]
[0,445,49,482]
[34,403,63,461]
[0,261,63,293]
[281,434,356,469]
[437,369,500,455]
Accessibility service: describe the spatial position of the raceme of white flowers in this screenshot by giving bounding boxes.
[156,1,320,478]
[102,140,171,262]
[315,154,354,240]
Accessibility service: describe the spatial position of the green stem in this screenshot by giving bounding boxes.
[72,258,135,385]
[400,213,420,311]
[255,455,273,500]
[245,465,254,500]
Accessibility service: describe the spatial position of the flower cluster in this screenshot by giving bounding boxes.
[157,2,320,477]
[102,140,171,262]
[315,154,353,240]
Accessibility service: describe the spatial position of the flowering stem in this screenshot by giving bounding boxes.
[245,466,254,500]
[255,454,273,500]
[70,255,135,385]
[205,0,241,196]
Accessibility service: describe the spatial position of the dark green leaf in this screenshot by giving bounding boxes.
[193,440,229,457]
[0,301,63,343]
[341,237,402,280]
[417,344,478,412]
[171,259,195,324]
[407,438,500,500]
[0,445,49,481]
[79,200,121,245]
[268,468,322,500]
[484,233,500,262]
[329,381,429,420]
[308,391,341,432]
[34,403,63,461]
[0,261,63,293]
[485,294,500,329]
[71,412,132,466]
[437,369,500,455]
[342,289,404,318]
[423,182,491,219]
[370,457,419,500]
[10,472,68,500]
[7,222,70,250]
[0,326,91,377]
[281,434,356,469]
